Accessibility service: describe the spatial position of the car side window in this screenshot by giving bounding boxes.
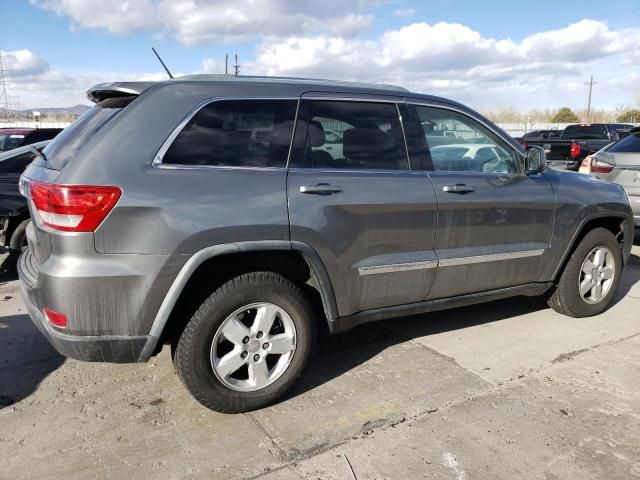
[163,100,298,168]
[0,151,37,174]
[290,100,408,170]
[414,106,519,174]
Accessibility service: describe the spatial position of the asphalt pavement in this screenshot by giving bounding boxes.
[1,245,639,479]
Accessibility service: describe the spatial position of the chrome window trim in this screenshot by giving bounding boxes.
[358,260,438,276]
[152,96,301,170]
[406,100,525,174]
[438,248,545,267]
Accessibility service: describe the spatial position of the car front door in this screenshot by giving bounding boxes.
[407,103,556,299]
[287,96,439,316]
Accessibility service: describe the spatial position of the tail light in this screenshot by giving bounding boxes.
[570,143,581,158]
[589,157,614,174]
[579,155,614,174]
[29,181,121,232]
[43,308,68,328]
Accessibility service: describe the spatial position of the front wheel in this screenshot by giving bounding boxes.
[548,228,623,317]
[174,272,316,413]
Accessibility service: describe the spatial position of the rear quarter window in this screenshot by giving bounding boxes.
[42,96,135,170]
[162,99,298,168]
[608,134,640,153]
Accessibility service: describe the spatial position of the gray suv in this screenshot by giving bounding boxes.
[17,76,634,413]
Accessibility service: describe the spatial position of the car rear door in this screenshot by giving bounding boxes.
[287,95,439,316]
[406,102,556,299]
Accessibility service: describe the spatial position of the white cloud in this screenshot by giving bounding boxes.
[2,49,50,77]
[245,19,640,109]
[1,49,165,109]
[31,0,373,45]
[7,19,640,110]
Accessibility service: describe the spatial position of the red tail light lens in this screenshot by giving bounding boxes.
[44,308,68,328]
[590,157,614,174]
[29,181,121,232]
[570,143,581,158]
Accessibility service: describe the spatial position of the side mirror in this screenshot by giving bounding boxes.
[524,145,546,174]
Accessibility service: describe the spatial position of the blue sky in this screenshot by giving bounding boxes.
[2,0,640,110]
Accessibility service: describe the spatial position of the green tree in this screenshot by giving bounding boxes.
[617,109,640,123]
[551,107,579,123]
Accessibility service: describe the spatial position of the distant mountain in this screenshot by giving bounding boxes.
[22,105,92,116]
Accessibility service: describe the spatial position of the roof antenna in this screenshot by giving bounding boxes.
[151,47,174,79]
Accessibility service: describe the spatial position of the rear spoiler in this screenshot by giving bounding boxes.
[86,82,158,103]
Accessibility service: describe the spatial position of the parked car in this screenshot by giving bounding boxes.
[579,126,640,228]
[0,128,61,152]
[17,76,634,413]
[0,141,48,254]
[515,129,562,143]
[523,123,633,171]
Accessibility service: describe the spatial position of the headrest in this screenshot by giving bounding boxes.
[308,120,326,147]
[269,120,295,147]
[343,128,396,159]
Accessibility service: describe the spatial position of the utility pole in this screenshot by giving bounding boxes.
[232,53,240,77]
[585,75,598,123]
[0,51,11,126]
[225,53,228,75]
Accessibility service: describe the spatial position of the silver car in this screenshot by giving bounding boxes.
[581,127,640,227]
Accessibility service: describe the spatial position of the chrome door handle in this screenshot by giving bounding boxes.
[442,184,475,194]
[299,184,342,195]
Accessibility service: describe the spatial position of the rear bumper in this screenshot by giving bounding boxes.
[20,286,149,362]
[17,243,179,363]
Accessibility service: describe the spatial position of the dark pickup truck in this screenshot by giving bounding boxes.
[523,123,634,171]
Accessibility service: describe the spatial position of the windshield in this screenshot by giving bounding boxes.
[0,133,26,151]
[42,96,135,170]
[561,125,608,140]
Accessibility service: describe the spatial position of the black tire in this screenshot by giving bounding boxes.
[548,228,622,317]
[174,271,316,413]
[9,219,30,252]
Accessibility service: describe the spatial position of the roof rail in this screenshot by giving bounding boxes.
[173,74,409,93]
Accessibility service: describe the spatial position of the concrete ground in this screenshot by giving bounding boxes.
[1,244,639,480]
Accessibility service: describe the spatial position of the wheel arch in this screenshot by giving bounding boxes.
[552,212,632,281]
[138,240,337,361]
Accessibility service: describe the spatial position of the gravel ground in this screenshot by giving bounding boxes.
[1,244,639,479]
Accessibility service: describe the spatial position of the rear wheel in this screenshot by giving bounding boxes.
[548,228,622,317]
[174,271,316,413]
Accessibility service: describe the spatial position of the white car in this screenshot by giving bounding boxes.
[429,143,513,173]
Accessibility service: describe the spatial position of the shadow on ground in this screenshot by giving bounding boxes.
[283,252,640,403]
[0,313,65,409]
[0,252,18,285]
[281,294,549,403]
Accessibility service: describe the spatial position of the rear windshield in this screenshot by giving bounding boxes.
[42,96,135,170]
[561,125,608,140]
[0,133,27,151]
[608,133,640,153]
